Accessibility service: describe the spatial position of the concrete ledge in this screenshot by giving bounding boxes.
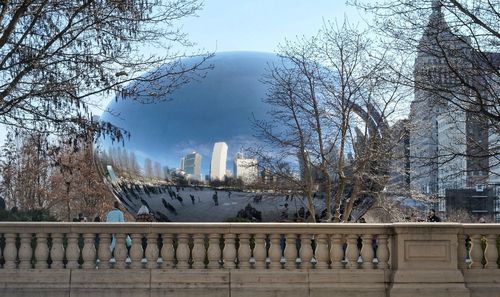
[0,270,70,297]
[151,269,230,297]
[392,269,467,283]
[463,270,500,297]
[70,270,151,297]
[309,270,389,297]
[231,270,309,297]
[389,283,471,297]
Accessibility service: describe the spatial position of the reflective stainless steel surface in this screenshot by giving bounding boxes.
[95,52,315,221]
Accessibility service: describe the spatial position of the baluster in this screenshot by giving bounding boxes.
[361,234,374,269]
[299,234,313,269]
[330,234,344,269]
[376,234,390,269]
[253,233,267,269]
[114,234,128,269]
[176,234,190,269]
[207,233,221,269]
[345,234,359,269]
[81,233,97,269]
[268,234,282,270]
[50,233,65,269]
[315,234,330,269]
[145,233,159,269]
[18,233,33,269]
[98,233,111,270]
[237,233,251,269]
[129,233,143,269]
[161,233,175,269]
[191,233,206,269]
[223,233,237,269]
[484,234,498,269]
[3,233,17,269]
[34,233,49,269]
[283,233,297,270]
[66,233,80,269]
[457,234,467,270]
[470,234,483,269]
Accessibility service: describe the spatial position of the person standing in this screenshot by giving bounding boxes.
[77,213,86,222]
[427,209,441,222]
[106,201,125,252]
[107,201,125,222]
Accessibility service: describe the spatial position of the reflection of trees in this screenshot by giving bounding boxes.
[154,161,163,179]
[102,149,165,182]
[144,158,153,178]
[128,152,141,177]
[100,146,142,180]
[209,176,244,189]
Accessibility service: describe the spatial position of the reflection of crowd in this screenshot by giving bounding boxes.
[213,191,219,206]
[108,180,175,222]
[253,195,263,203]
[106,179,373,223]
[237,203,262,222]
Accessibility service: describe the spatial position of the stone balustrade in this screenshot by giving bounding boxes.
[0,222,391,270]
[0,222,498,297]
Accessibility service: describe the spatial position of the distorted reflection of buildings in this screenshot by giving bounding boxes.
[210,142,228,181]
[233,153,258,184]
[181,152,202,181]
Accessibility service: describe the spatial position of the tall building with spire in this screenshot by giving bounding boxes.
[410,0,490,199]
[210,142,228,180]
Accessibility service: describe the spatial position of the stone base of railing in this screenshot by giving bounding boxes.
[2,269,499,297]
[0,269,391,297]
[390,270,470,297]
[463,270,500,297]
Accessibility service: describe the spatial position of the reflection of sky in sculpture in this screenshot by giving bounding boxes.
[100,52,280,176]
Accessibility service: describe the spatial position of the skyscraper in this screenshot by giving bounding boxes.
[234,153,258,184]
[410,1,490,199]
[182,152,202,180]
[210,142,228,180]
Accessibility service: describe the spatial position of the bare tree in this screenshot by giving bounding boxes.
[253,50,318,221]
[0,128,114,221]
[0,0,211,139]
[48,136,114,221]
[0,131,52,211]
[253,21,402,222]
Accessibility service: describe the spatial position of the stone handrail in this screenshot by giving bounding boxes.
[0,222,392,270]
[0,223,499,297]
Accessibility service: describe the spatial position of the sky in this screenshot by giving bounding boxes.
[92,0,367,113]
[178,0,364,54]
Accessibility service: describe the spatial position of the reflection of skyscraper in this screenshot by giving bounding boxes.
[179,157,185,171]
[182,152,202,180]
[210,142,228,180]
[234,153,258,184]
